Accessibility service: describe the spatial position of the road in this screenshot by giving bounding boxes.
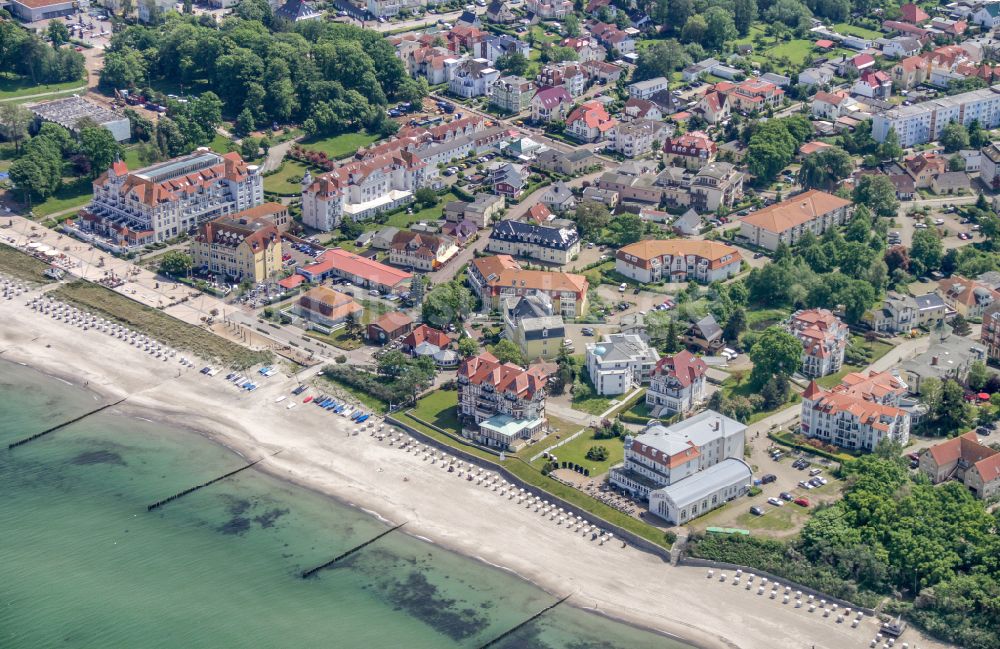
[262,137,301,173]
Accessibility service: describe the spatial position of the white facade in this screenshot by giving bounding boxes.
[800,383,911,452]
[585,333,659,396]
[872,86,1000,146]
[649,459,752,524]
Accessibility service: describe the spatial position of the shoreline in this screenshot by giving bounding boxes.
[0,291,954,649]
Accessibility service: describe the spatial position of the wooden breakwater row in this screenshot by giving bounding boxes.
[301,522,407,579]
[7,397,127,449]
[146,455,274,511]
[478,594,571,649]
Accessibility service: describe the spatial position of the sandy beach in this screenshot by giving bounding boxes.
[0,288,953,649]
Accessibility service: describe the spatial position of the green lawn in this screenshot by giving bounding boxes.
[815,365,862,389]
[411,389,461,432]
[0,242,54,283]
[209,133,235,154]
[746,307,792,331]
[299,131,380,159]
[833,22,883,40]
[761,40,816,67]
[305,329,364,350]
[384,190,459,229]
[571,370,614,416]
[534,429,625,475]
[0,73,86,102]
[529,25,561,46]
[121,147,144,171]
[32,178,92,218]
[264,159,314,195]
[732,24,766,47]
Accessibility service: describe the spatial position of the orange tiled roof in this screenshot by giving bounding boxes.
[741,190,852,234]
[617,239,740,270]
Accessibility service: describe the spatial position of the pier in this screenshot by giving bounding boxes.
[301,522,407,579]
[146,454,276,511]
[477,594,571,648]
[7,398,127,449]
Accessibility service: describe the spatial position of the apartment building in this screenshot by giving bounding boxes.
[939,274,1000,318]
[608,119,669,158]
[501,293,565,361]
[872,85,1000,146]
[301,151,433,231]
[537,62,588,97]
[487,219,581,265]
[449,58,500,98]
[800,380,911,452]
[739,190,853,250]
[490,75,535,114]
[789,308,849,378]
[457,351,548,449]
[919,432,1000,500]
[627,76,669,99]
[645,350,708,417]
[615,240,741,284]
[585,334,660,396]
[866,291,947,332]
[566,100,618,142]
[388,231,459,271]
[609,411,750,524]
[530,86,574,123]
[715,77,785,112]
[83,150,263,250]
[468,254,589,317]
[525,0,572,18]
[663,131,716,169]
[980,141,1000,189]
[596,162,743,211]
[191,215,281,284]
[368,0,425,17]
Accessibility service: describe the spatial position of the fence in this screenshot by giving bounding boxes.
[387,415,674,563]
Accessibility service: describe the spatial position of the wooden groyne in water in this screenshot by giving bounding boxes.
[146,454,275,511]
[7,398,128,449]
[477,594,571,648]
[301,522,407,579]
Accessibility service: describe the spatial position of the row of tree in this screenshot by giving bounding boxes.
[0,18,86,85]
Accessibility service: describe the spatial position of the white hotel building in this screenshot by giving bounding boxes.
[609,411,751,524]
[872,85,1000,147]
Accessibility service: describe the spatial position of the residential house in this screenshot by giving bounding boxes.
[904,151,948,188]
[684,314,724,353]
[931,17,968,37]
[628,77,669,99]
[615,239,741,284]
[672,208,701,236]
[366,311,414,344]
[682,58,721,81]
[739,190,854,250]
[645,351,708,417]
[888,173,916,200]
[914,292,948,329]
[580,186,618,208]
[980,300,1000,361]
[891,55,929,90]
[448,24,486,53]
[663,131,717,169]
[960,148,982,171]
[468,254,589,317]
[714,78,784,113]
[566,100,618,142]
[530,86,574,123]
[687,161,744,212]
[191,214,281,284]
[853,70,893,100]
[487,219,580,264]
[972,2,1000,28]
[294,286,364,329]
[811,91,859,119]
[589,21,637,55]
[464,193,506,228]
[900,3,929,24]
[798,65,836,88]
[532,148,597,176]
[402,323,458,368]
[789,308,849,378]
[560,36,607,63]
[695,90,730,124]
[449,59,500,98]
[623,98,664,122]
[865,291,918,333]
[485,0,515,22]
[608,119,669,158]
[273,0,322,21]
[490,162,527,198]
[609,411,749,524]
[800,380,910,452]
[502,293,565,361]
[457,351,548,449]
[980,141,1000,190]
[537,62,588,97]
[525,202,554,224]
[939,275,1000,318]
[585,334,660,396]
[883,36,923,59]
[919,432,1000,500]
[581,60,624,85]
[478,35,531,64]
[371,226,400,250]
[900,325,987,393]
[525,0,572,18]
[931,171,970,194]
[539,181,576,213]
[388,231,459,271]
[490,75,535,114]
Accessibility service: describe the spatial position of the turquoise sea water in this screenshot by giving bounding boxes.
[0,360,690,649]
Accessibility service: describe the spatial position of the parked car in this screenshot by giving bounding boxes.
[581,327,595,336]
[767,497,784,507]
[794,497,810,507]
[798,480,813,489]
[619,283,627,293]
[779,492,793,501]
[809,468,822,476]
[760,474,777,484]
[750,506,765,516]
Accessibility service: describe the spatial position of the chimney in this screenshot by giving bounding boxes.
[931,355,939,366]
[712,419,719,431]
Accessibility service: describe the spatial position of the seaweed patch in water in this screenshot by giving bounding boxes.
[71,450,126,466]
[254,508,289,529]
[218,516,252,535]
[380,571,489,641]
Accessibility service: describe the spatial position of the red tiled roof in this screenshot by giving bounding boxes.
[278,274,305,289]
[459,351,547,398]
[403,323,450,349]
[301,248,412,287]
[652,350,707,388]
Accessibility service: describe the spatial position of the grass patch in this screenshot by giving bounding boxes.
[384,190,459,229]
[533,428,625,475]
[732,507,799,532]
[769,429,857,463]
[814,365,861,389]
[833,22,882,40]
[305,329,364,350]
[209,132,235,154]
[50,280,272,369]
[0,73,86,101]
[570,368,615,415]
[299,131,380,159]
[316,372,389,414]
[31,178,92,218]
[264,159,313,195]
[411,389,461,432]
[762,40,816,67]
[746,307,791,331]
[0,242,54,282]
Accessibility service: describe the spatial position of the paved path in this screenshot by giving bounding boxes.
[262,137,300,173]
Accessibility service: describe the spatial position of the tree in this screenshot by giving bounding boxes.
[414,186,438,208]
[910,228,943,275]
[551,344,575,395]
[564,13,580,37]
[733,0,758,36]
[798,147,853,190]
[704,7,737,49]
[681,15,707,44]
[853,174,899,218]
[951,313,972,337]
[542,46,578,64]
[496,52,529,77]
[573,201,610,238]
[490,339,526,366]
[968,360,989,392]
[724,307,746,342]
[749,326,802,386]
[610,212,643,245]
[457,336,480,358]
[838,279,877,323]
[235,0,272,23]
[77,126,122,178]
[47,20,69,49]
[235,108,255,137]
[158,251,193,277]
[885,245,910,273]
[948,155,966,172]
[183,0,193,12]
[940,121,970,153]
[0,104,31,154]
[920,376,943,419]
[877,127,902,162]
[422,281,475,328]
[668,0,694,28]
[240,137,259,161]
[633,40,687,82]
[761,374,789,409]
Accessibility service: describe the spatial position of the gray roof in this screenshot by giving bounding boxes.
[690,314,722,342]
[674,208,701,232]
[900,332,986,381]
[914,292,946,311]
[490,219,579,250]
[636,410,747,456]
[653,458,752,509]
[587,333,658,365]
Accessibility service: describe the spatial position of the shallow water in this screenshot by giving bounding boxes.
[0,360,690,649]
